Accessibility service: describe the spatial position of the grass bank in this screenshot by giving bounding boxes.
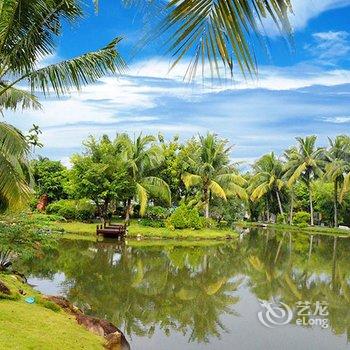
[236,221,350,236]
[52,220,238,241]
[0,274,105,349]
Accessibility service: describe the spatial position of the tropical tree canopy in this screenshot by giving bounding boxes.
[182,133,247,218]
[0,0,126,112]
[249,152,286,221]
[115,133,171,217]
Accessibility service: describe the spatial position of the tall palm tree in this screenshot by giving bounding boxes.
[0,0,125,210]
[250,152,286,223]
[182,133,247,218]
[115,133,171,222]
[0,0,125,111]
[325,135,350,227]
[284,136,325,226]
[0,123,32,210]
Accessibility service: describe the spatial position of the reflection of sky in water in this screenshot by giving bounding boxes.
[25,232,350,350]
[28,272,67,296]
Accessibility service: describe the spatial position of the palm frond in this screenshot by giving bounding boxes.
[340,172,350,203]
[24,37,126,96]
[136,182,148,216]
[182,172,202,188]
[157,0,292,79]
[208,180,226,200]
[142,176,171,206]
[0,84,41,110]
[0,122,29,157]
[226,182,248,200]
[251,182,269,201]
[287,162,307,187]
[0,122,31,210]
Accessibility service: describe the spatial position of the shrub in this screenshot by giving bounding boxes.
[293,211,310,226]
[75,199,95,222]
[201,218,218,229]
[139,219,165,228]
[57,203,76,220]
[46,199,95,221]
[145,206,170,220]
[166,204,203,230]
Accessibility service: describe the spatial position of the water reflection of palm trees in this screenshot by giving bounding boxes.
[20,231,350,343]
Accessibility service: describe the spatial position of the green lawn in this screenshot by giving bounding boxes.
[0,274,105,349]
[236,221,350,236]
[52,220,238,241]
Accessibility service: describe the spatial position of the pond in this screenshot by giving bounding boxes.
[20,229,350,350]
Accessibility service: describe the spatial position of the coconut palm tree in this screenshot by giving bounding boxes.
[0,0,125,210]
[182,133,247,218]
[284,136,325,226]
[0,123,32,210]
[250,152,286,223]
[0,0,125,111]
[115,133,171,222]
[325,135,350,227]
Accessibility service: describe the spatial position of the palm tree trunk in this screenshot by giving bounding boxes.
[266,199,270,222]
[125,198,132,225]
[204,187,210,218]
[276,190,286,224]
[334,180,338,228]
[308,182,314,226]
[289,189,294,225]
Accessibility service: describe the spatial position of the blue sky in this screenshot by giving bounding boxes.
[8,0,350,167]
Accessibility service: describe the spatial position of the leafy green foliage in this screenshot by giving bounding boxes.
[47,199,95,221]
[145,206,171,220]
[0,220,56,270]
[31,157,68,202]
[181,133,247,218]
[67,135,130,219]
[293,211,311,227]
[166,204,203,230]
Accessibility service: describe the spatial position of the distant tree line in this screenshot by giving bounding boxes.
[29,133,350,228]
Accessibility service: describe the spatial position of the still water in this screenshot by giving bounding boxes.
[20,229,350,350]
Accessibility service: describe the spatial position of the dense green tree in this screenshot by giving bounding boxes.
[325,135,350,227]
[31,157,68,202]
[68,135,129,220]
[115,133,171,222]
[153,134,186,204]
[182,133,247,218]
[284,136,325,226]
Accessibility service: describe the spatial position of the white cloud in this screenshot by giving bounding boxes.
[262,0,350,35]
[322,116,350,123]
[305,31,350,64]
[6,55,350,165]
